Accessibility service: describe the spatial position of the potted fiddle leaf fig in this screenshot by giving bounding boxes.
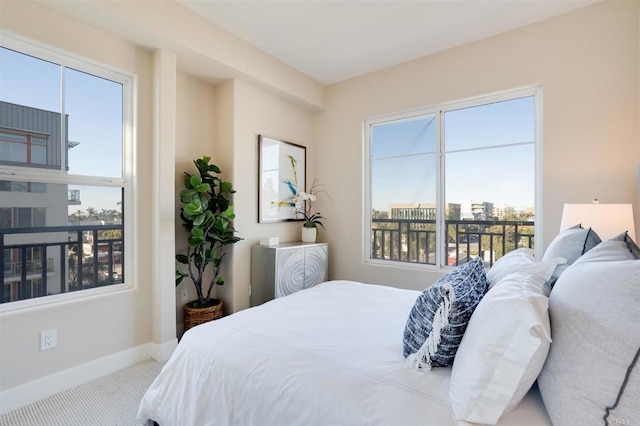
[176,156,242,331]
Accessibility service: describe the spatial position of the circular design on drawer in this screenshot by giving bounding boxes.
[304,249,326,288]
[277,251,305,297]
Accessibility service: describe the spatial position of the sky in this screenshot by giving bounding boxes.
[0,46,124,215]
[371,96,535,212]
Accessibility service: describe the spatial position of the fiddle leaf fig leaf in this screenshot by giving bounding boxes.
[188,228,205,247]
[180,189,197,203]
[195,183,210,193]
[192,213,206,227]
[189,175,202,188]
[221,206,235,219]
[184,199,203,217]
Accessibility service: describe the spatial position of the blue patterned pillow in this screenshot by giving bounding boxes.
[403,257,488,370]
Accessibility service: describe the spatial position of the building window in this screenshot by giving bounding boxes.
[0,36,132,307]
[0,130,48,166]
[366,87,539,268]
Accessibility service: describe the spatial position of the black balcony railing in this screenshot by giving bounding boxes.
[371,218,534,267]
[1,224,124,304]
[4,257,54,276]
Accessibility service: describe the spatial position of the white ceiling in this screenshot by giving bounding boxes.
[179,0,600,85]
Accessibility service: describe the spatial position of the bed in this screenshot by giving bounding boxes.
[137,280,552,425]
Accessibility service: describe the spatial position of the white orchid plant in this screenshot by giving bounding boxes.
[292,178,327,229]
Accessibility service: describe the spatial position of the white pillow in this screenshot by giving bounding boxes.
[486,248,535,289]
[449,260,562,425]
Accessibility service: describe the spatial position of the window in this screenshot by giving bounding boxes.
[0,130,48,165]
[0,35,132,307]
[366,88,539,269]
[0,207,45,228]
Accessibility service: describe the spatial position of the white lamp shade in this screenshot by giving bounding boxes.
[560,203,636,241]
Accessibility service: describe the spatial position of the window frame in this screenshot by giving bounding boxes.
[363,86,543,270]
[0,33,136,312]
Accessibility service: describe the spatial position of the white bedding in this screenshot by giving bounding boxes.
[137,280,551,426]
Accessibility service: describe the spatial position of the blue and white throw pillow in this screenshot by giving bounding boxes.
[403,257,488,370]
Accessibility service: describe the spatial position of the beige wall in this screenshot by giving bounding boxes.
[0,1,154,390]
[174,72,218,334]
[226,79,316,313]
[173,76,317,317]
[315,0,640,290]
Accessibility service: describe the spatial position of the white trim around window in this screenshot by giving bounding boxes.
[363,85,543,270]
[0,32,137,312]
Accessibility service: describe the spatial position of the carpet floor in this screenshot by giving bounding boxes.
[0,359,162,426]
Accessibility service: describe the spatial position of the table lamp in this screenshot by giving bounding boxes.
[560,200,636,241]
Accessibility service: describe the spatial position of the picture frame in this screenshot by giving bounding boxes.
[258,135,306,223]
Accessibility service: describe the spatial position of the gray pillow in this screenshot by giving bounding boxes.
[542,224,601,290]
[537,239,640,425]
[611,231,640,260]
[403,257,488,370]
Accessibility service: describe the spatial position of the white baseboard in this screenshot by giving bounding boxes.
[149,337,178,362]
[0,339,178,415]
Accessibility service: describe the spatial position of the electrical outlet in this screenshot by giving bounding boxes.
[180,288,189,302]
[40,329,57,351]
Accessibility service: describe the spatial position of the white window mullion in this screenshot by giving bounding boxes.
[534,88,544,259]
[60,65,66,173]
[363,122,373,264]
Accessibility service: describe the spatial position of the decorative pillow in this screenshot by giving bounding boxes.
[542,224,601,291]
[537,239,640,425]
[486,248,535,289]
[611,231,640,260]
[403,257,488,370]
[449,259,564,425]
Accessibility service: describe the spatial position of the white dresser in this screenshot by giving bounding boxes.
[250,242,328,307]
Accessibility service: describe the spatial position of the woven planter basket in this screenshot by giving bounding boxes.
[184,299,223,332]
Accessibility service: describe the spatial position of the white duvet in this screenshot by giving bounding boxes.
[137,280,551,426]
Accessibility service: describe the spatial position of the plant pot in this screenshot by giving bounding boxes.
[301,226,317,243]
[183,299,223,332]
